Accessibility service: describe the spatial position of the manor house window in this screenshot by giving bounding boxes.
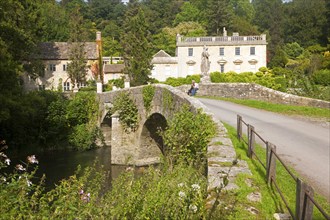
[235,47,240,56]
[219,47,224,56]
[188,48,193,56]
[220,64,225,73]
[250,47,255,55]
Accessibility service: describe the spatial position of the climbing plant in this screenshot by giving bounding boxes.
[142,85,155,115]
[162,88,174,112]
[111,92,139,132]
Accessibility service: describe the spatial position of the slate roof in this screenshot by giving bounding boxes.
[37,42,98,60]
[151,50,178,64]
[104,64,125,74]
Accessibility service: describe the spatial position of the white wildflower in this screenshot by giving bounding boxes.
[27,155,38,164]
[0,152,7,158]
[189,204,198,213]
[177,183,184,187]
[191,184,200,191]
[2,177,6,182]
[4,158,10,165]
[26,179,32,187]
[16,164,26,171]
[178,191,186,199]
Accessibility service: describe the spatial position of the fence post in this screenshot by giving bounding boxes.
[266,142,276,184]
[248,125,255,158]
[296,178,314,220]
[237,115,242,141]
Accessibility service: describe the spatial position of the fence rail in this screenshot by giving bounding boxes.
[237,115,330,220]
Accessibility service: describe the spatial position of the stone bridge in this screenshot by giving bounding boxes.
[97,84,208,165]
[97,83,250,191]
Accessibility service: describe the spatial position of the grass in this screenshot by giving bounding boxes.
[200,96,330,120]
[223,122,330,219]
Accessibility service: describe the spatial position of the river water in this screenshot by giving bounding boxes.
[5,146,130,190]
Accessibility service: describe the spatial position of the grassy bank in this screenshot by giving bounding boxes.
[201,96,330,120]
[223,122,330,219]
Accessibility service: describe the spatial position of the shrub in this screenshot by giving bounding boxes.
[312,69,330,86]
[111,92,139,132]
[161,105,217,168]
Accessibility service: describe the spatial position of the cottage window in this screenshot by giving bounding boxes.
[78,82,86,88]
[250,47,255,55]
[64,82,70,91]
[63,64,67,71]
[188,48,193,56]
[235,47,240,56]
[219,47,224,56]
[49,64,56,71]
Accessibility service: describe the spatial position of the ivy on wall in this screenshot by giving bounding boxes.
[142,85,155,115]
[162,88,174,112]
[111,92,139,132]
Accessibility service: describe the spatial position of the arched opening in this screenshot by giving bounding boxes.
[139,113,167,161]
[100,111,112,146]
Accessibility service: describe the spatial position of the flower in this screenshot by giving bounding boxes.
[191,184,200,191]
[15,164,26,171]
[79,189,84,195]
[177,183,184,188]
[0,152,7,158]
[4,158,10,165]
[26,179,32,187]
[27,155,38,164]
[189,204,198,213]
[178,191,186,199]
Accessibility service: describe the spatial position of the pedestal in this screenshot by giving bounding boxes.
[201,75,211,84]
[96,81,103,93]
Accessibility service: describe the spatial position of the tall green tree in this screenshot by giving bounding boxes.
[252,0,284,63]
[205,0,234,35]
[67,5,88,88]
[121,2,153,86]
[283,0,328,47]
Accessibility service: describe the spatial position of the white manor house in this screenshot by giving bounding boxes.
[23,30,267,91]
[151,30,267,82]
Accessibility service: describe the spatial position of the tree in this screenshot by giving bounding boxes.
[173,2,206,26]
[67,5,88,88]
[205,0,234,35]
[121,2,153,86]
[283,0,328,47]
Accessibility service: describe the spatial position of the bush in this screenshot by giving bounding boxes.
[312,69,330,86]
[163,74,200,87]
[161,105,217,168]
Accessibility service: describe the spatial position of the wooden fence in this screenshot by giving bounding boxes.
[237,115,330,220]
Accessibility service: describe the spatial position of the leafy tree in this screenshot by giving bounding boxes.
[205,0,234,35]
[252,0,284,61]
[121,2,153,86]
[283,0,328,47]
[153,22,207,56]
[67,5,89,88]
[283,42,304,59]
[173,2,206,26]
[269,46,288,68]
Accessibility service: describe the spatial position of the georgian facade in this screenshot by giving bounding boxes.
[151,31,267,82]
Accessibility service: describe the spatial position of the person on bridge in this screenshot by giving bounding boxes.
[188,80,199,96]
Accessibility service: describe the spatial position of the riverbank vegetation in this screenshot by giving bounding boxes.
[0,90,101,152]
[0,105,223,219]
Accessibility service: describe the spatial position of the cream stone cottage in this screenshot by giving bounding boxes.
[23,41,98,92]
[151,29,267,82]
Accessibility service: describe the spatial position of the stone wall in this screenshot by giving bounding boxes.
[177,83,330,109]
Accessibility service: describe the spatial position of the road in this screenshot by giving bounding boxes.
[198,97,330,200]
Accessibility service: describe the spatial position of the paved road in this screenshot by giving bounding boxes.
[198,97,330,200]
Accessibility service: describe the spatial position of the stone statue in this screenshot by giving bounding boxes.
[201,45,210,77]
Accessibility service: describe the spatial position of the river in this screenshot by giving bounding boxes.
[5,146,132,190]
